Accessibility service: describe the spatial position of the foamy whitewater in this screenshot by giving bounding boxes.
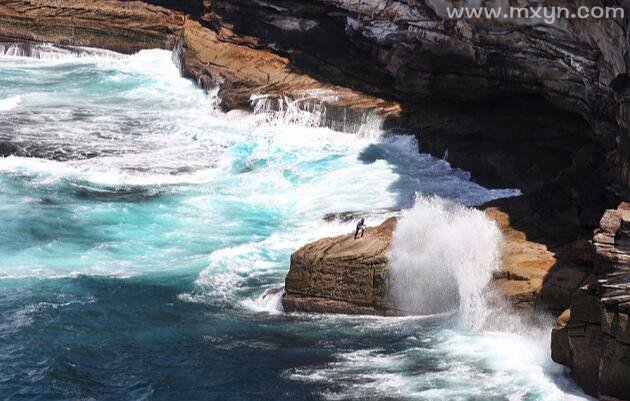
[0,46,590,400]
[388,196,502,328]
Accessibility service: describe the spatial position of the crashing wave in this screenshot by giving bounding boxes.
[388,195,502,328]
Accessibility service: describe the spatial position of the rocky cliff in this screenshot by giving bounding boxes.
[552,203,630,400]
[3,0,623,274]
[285,204,630,399]
[3,1,628,204]
[201,0,628,209]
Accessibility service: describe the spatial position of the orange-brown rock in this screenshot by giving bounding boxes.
[174,19,400,129]
[283,204,587,315]
[0,0,185,53]
[0,1,399,132]
[485,199,593,311]
[282,218,398,315]
[485,206,558,308]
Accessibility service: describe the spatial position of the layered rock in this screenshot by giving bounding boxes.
[0,0,400,133]
[1,2,630,396]
[202,0,628,204]
[552,203,630,400]
[173,19,400,131]
[283,218,398,315]
[0,1,626,210]
[0,0,185,53]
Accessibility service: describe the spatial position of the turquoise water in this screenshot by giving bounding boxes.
[0,47,588,401]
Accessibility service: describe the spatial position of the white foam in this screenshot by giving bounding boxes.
[240,288,285,314]
[388,196,502,327]
[0,95,20,111]
[0,155,217,188]
[0,42,122,61]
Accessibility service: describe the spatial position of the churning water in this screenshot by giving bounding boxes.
[0,46,589,400]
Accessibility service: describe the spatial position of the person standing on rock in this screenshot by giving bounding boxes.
[354,218,366,239]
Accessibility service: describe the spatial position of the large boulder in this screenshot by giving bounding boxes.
[283,217,399,315]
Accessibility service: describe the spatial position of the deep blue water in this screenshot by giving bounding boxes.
[0,46,589,401]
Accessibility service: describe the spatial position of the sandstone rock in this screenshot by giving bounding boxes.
[484,201,591,311]
[175,20,400,128]
[0,0,185,53]
[282,217,397,315]
[285,204,579,314]
[601,209,622,235]
[569,323,604,397]
[600,338,630,401]
[0,1,624,236]
[203,0,629,209]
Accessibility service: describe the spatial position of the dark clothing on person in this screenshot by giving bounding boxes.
[354,218,365,239]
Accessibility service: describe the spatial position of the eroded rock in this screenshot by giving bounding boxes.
[0,0,185,53]
[283,217,398,315]
[552,203,630,400]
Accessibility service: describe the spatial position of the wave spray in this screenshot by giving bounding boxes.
[388,196,502,328]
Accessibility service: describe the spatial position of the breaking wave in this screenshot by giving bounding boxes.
[388,196,502,328]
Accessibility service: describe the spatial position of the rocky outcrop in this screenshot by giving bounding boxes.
[552,203,630,400]
[1,2,629,396]
[0,0,400,133]
[0,0,185,53]
[283,205,580,314]
[283,217,398,315]
[173,19,399,131]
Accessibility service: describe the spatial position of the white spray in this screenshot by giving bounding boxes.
[388,196,502,328]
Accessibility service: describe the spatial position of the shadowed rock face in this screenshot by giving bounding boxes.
[202,0,629,200]
[1,2,630,397]
[0,1,627,209]
[552,203,630,400]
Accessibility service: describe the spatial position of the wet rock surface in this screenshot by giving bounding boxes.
[0,1,626,214]
[284,205,574,314]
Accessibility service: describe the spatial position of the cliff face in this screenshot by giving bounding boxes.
[202,0,628,200]
[1,2,630,398]
[552,203,630,400]
[194,0,628,292]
